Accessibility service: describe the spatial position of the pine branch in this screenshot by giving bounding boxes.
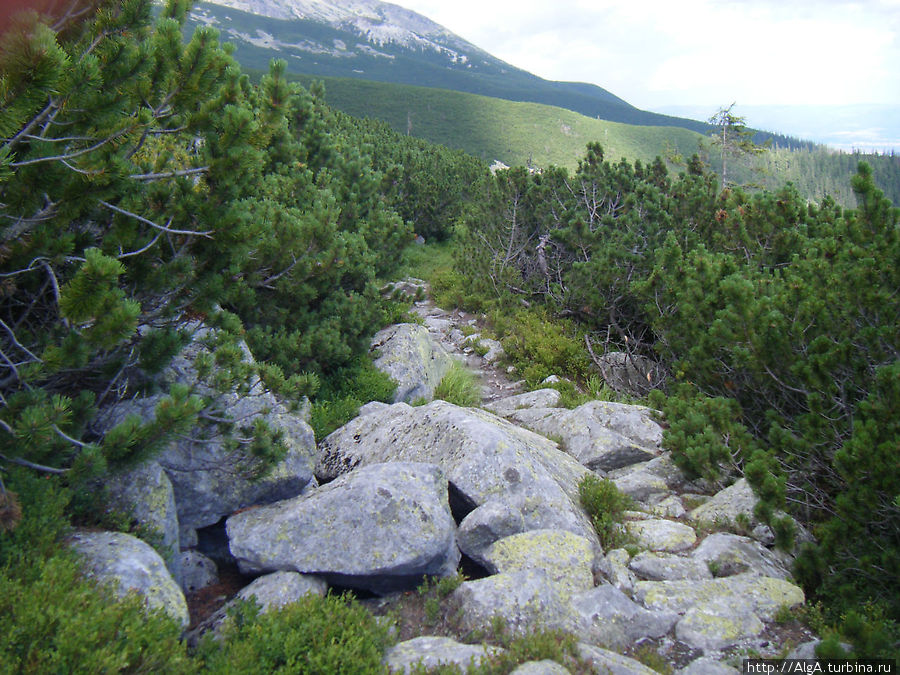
[99,201,214,238]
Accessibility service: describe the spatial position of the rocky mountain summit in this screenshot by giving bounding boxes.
[76,283,821,673]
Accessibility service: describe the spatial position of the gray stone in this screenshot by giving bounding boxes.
[511,660,571,675]
[384,636,501,674]
[370,323,454,403]
[505,401,663,472]
[359,401,391,417]
[629,552,713,581]
[634,572,805,621]
[601,548,637,594]
[692,533,791,580]
[688,478,757,528]
[677,656,740,674]
[611,471,669,503]
[649,496,687,519]
[105,460,181,586]
[626,519,697,553]
[449,570,571,637]
[317,401,598,546]
[576,644,660,675]
[69,530,188,627]
[457,501,527,565]
[481,530,595,599]
[571,584,678,650]
[180,550,218,594]
[610,454,694,491]
[236,570,328,610]
[227,462,459,594]
[675,601,765,651]
[484,389,562,417]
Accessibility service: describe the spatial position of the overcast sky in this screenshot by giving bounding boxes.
[397,0,900,113]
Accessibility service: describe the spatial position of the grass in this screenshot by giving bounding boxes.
[578,474,635,550]
[433,361,482,407]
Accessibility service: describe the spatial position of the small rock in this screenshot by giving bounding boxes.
[180,550,218,594]
[677,656,740,674]
[510,660,571,675]
[675,601,765,651]
[577,644,660,675]
[626,519,697,553]
[484,389,562,417]
[384,636,500,674]
[629,552,712,581]
[457,501,527,566]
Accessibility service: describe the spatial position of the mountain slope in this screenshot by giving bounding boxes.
[186,0,709,132]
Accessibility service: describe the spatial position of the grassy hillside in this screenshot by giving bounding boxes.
[288,74,704,170]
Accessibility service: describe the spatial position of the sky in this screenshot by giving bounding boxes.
[396,0,900,113]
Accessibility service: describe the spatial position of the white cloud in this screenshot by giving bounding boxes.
[397,0,900,108]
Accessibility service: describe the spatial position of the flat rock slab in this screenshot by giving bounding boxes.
[678,657,741,674]
[370,323,455,403]
[510,660,572,675]
[577,644,660,675]
[384,636,500,674]
[484,389,562,417]
[505,401,663,471]
[457,500,527,565]
[69,530,188,627]
[634,572,805,621]
[227,462,459,594]
[628,551,713,582]
[317,400,598,546]
[675,601,765,651]
[626,519,697,553]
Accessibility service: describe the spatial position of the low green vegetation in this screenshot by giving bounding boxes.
[433,361,482,408]
[578,475,634,550]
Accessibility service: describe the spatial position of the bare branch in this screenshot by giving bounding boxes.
[0,453,68,475]
[129,166,209,181]
[100,201,214,238]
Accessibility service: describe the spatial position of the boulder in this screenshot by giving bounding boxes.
[634,572,805,621]
[481,530,595,599]
[611,471,670,503]
[370,323,454,403]
[104,460,181,585]
[576,644,660,675]
[317,401,598,546]
[511,661,571,675]
[628,552,713,582]
[383,636,500,674]
[599,548,637,594]
[227,462,459,594]
[626,519,697,553]
[180,550,218,594]
[235,570,328,610]
[675,600,765,651]
[571,584,678,650]
[484,389,562,417]
[692,533,791,580]
[505,401,663,471]
[457,501,527,566]
[677,657,740,674]
[649,496,687,519]
[69,530,188,627]
[688,478,757,527]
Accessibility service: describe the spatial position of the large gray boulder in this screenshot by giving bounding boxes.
[484,388,562,417]
[628,551,713,582]
[505,401,663,471]
[104,460,181,586]
[688,478,758,527]
[317,401,598,546]
[510,661,571,675]
[576,644,660,675]
[625,519,697,553]
[457,500,527,566]
[226,462,459,594]
[69,530,189,628]
[98,325,318,533]
[692,533,791,580]
[384,636,501,674]
[675,600,765,651]
[370,323,454,403]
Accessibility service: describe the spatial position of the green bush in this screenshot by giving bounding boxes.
[198,594,392,674]
[497,309,590,387]
[577,474,633,550]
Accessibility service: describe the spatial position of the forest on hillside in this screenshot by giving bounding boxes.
[0,0,897,668]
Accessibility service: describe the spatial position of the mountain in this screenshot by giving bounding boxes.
[185,0,710,133]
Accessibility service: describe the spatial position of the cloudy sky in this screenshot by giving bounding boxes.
[397,0,900,113]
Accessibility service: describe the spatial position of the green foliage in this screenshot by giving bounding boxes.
[578,474,633,550]
[433,361,481,408]
[197,594,392,674]
[308,356,397,439]
[496,309,590,387]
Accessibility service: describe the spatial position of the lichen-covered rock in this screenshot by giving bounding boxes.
[370,323,454,403]
[649,496,687,519]
[675,601,765,651]
[484,389,562,417]
[571,584,678,650]
[634,572,805,620]
[317,401,598,546]
[612,471,670,503]
[628,552,713,582]
[180,550,218,594]
[449,570,571,637]
[481,530,595,600]
[457,500,527,566]
[626,519,697,553]
[576,644,660,675]
[505,401,663,471]
[235,570,328,609]
[677,656,740,674]
[600,548,637,594]
[688,478,757,527]
[69,530,189,627]
[510,660,571,675]
[227,462,459,594]
[384,636,501,674]
[692,533,791,580]
[105,460,181,585]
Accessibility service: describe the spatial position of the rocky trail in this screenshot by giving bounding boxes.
[75,281,823,674]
